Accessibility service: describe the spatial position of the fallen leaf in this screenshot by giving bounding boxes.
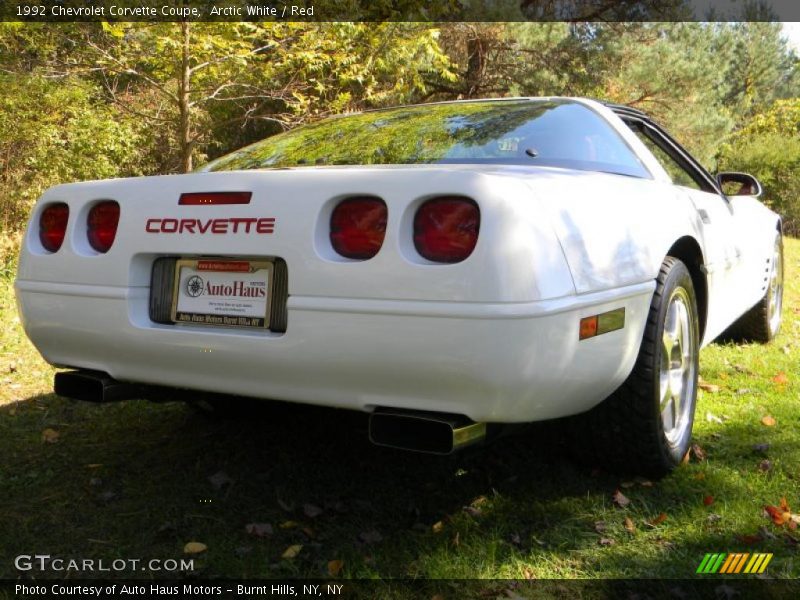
[471,495,489,507]
[707,513,722,524]
[772,372,789,385]
[620,481,635,489]
[648,512,668,526]
[706,412,723,424]
[698,382,720,393]
[682,450,691,465]
[762,415,777,427]
[276,496,295,512]
[327,559,344,577]
[157,522,177,534]
[764,504,791,525]
[245,523,273,538]
[694,472,706,480]
[594,521,607,533]
[691,443,707,461]
[303,503,323,518]
[612,489,631,508]
[279,520,298,529]
[735,533,762,545]
[183,542,207,555]
[432,521,444,533]
[758,459,772,472]
[359,529,383,544]
[598,537,615,546]
[452,531,460,547]
[703,495,715,506]
[281,544,302,559]
[637,478,654,487]
[462,505,482,517]
[624,517,636,533]
[208,471,233,490]
[753,443,771,454]
[41,428,59,443]
[97,490,117,503]
[301,527,315,538]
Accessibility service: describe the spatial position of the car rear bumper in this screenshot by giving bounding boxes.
[15,279,653,422]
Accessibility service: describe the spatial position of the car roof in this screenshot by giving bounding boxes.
[355,96,651,120]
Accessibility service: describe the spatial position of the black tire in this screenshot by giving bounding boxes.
[569,257,700,477]
[721,232,783,344]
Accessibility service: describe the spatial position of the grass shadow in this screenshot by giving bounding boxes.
[2,391,797,581]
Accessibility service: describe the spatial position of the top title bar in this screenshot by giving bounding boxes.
[3,0,800,23]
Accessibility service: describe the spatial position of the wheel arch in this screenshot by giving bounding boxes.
[665,236,707,342]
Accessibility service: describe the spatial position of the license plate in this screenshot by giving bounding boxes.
[171,259,273,329]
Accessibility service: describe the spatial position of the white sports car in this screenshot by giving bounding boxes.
[16,97,783,475]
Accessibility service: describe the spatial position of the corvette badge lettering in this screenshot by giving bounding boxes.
[145,217,275,234]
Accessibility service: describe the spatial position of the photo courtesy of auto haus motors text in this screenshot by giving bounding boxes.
[14,583,344,598]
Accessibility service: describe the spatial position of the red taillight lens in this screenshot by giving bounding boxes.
[39,203,69,253]
[414,197,480,263]
[87,201,120,253]
[330,197,387,260]
[179,192,251,205]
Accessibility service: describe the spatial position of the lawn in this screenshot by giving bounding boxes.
[1,237,798,590]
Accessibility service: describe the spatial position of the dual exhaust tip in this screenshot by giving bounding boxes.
[54,370,488,455]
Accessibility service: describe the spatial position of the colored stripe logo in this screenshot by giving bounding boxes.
[696,553,773,574]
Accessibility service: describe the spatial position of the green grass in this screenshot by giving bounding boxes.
[1,239,798,584]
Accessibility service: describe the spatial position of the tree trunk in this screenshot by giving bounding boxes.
[465,37,486,98]
[179,21,193,173]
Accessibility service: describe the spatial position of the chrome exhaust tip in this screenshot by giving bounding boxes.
[368,408,487,455]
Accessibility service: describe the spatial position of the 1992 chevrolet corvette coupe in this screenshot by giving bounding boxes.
[16,98,783,475]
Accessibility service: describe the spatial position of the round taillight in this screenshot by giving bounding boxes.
[413,197,480,263]
[39,203,69,253]
[330,197,387,260]
[87,201,120,253]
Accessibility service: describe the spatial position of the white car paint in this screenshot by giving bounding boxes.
[15,98,781,423]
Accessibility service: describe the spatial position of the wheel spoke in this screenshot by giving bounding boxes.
[658,286,697,445]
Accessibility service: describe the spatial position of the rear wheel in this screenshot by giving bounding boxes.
[569,257,700,477]
[723,232,783,343]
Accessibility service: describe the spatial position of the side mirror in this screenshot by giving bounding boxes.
[717,172,763,198]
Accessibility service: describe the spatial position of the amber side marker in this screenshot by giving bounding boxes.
[579,307,625,340]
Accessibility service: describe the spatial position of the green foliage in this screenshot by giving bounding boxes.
[719,99,800,235]
[0,73,153,231]
[2,21,800,231]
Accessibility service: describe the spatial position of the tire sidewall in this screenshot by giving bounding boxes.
[650,261,700,466]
